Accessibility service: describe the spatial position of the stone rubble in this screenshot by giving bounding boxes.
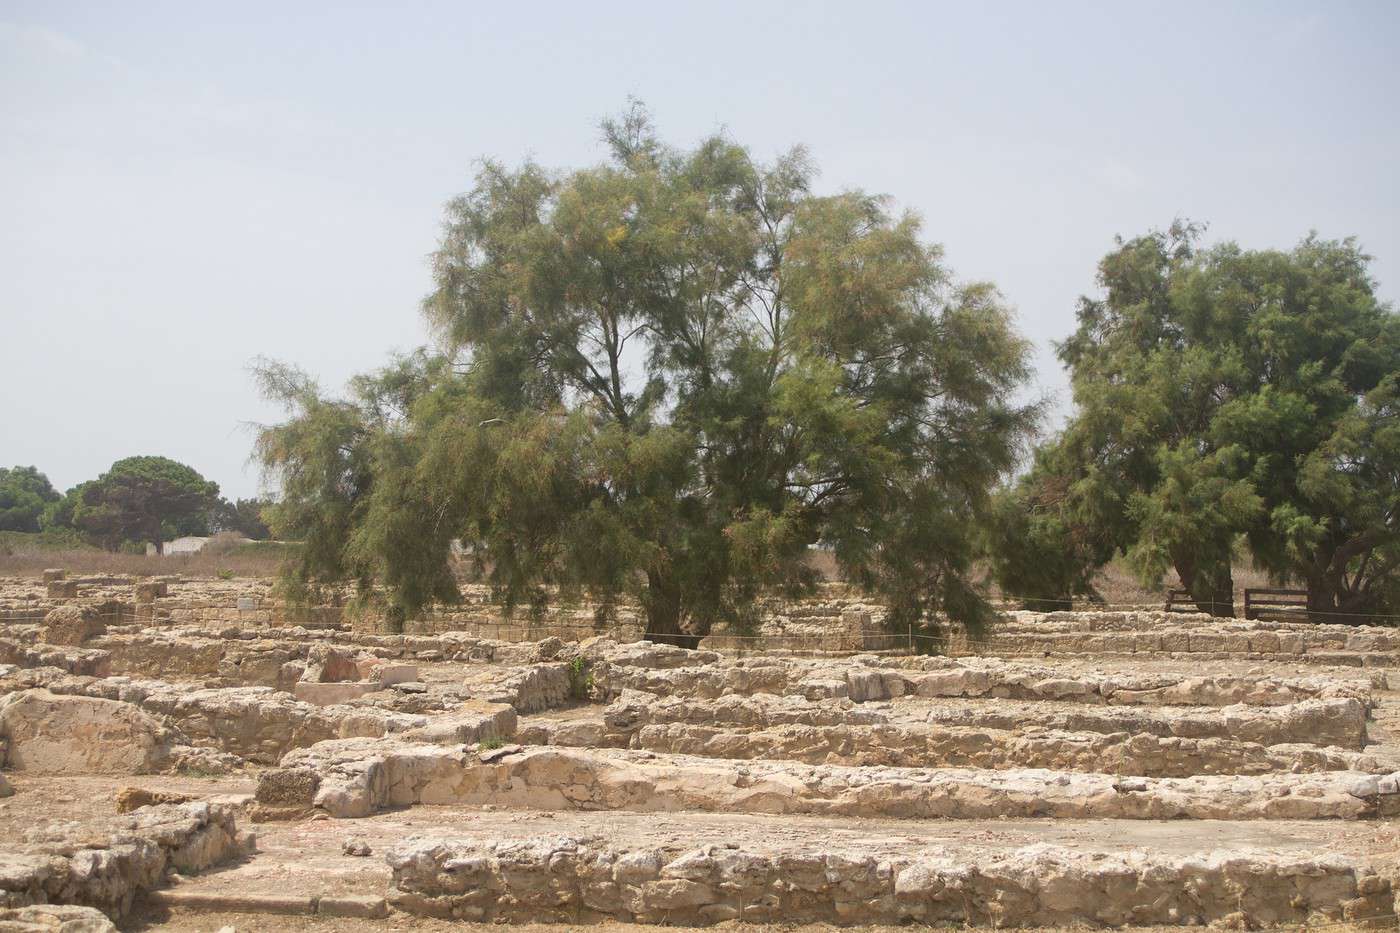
[0,802,243,919]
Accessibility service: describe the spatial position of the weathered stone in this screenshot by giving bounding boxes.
[282,740,1400,822]
[45,581,78,599]
[0,904,116,931]
[387,833,1392,927]
[256,767,321,807]
[0,802,241,918]
[114,786,196,813]
[292,681,377,706]
[40,606,106,647]
[0,690,175,773]
[133,581,168,603]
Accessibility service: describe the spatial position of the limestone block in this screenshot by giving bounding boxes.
[293,681,377,706]
[40,605,106,646]
[256,766,322,807]
[0,904,117,931]
[46,580,78,599]
[844,668,888,702]
[0,689,174,773]
[356,659,419,686]
[134,580,168,603]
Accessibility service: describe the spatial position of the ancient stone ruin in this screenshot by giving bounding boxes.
[4,571,1400,928]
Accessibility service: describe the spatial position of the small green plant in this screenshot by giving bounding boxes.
[216,568,235,580]
[567,655,594,701]
[479,735,504,750]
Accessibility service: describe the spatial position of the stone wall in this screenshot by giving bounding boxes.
[0,802,244,919]
[278,741,1400,821]
[387,834,1392,927]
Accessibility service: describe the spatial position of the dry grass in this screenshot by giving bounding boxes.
[0,532,296,579]
[1085,559,1274,607]
[0,533,1277,613]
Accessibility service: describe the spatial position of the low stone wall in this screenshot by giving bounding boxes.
[604,690,1369,749]
[0,638,109,677]
[1,667,515,765]
[387,834,1392,927]
[950,610,1400,664]
[0,802,244,919]
[592,651,1366,708]
[97,632,303,689]
[916,695,1370,748]
[623,721,1378,777]
[515,691,1376,775]
[278,741,1400,821]
[7,575,1400,666]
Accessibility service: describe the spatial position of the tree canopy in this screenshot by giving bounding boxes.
[0,466,60,533]
[258,105,1038,643]
[211,497,273,540]
[993,222,1400,620]
[67,456,220,552]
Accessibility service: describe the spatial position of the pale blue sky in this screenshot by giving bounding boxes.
[3,1,1397,498]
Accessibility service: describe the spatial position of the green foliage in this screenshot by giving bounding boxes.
[258,105,1038,645]
[986,437,1114,610]
[566,656,594,700]
[1004,222,1400,618]
[0,466,60,533]
[0,527,89,553]
[478,735,505,751]
[229,539,301,561]
[68,456,220,552]
[211,497,273,540]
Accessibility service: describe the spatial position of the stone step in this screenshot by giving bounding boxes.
[276,740,1400,821]
[908,694,1369,748]
[146,890,388,919]
[620,720,1380,776]
[144,801,1397,929]
[380,809,1396,927]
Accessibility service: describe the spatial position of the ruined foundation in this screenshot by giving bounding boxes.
[4,572,1400,928]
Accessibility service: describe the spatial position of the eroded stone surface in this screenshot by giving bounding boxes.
[0,802,241,919]
[278,741,1400,821]
[0,689,176,773]
[39,606,106,647]
[0,903,117,931]
[387,832,1391,927]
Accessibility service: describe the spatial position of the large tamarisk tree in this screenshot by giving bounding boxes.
[257,107,1037,645]
[993,222,1400,620]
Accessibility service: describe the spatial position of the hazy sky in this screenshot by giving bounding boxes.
[3,2,1397,499]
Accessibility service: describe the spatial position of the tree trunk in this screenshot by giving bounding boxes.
[642,568,704,650]
[1306,573,1368,625]
[1306,539,1381,625]
[1193,559,1235,618]
[1172,549,1235,617]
